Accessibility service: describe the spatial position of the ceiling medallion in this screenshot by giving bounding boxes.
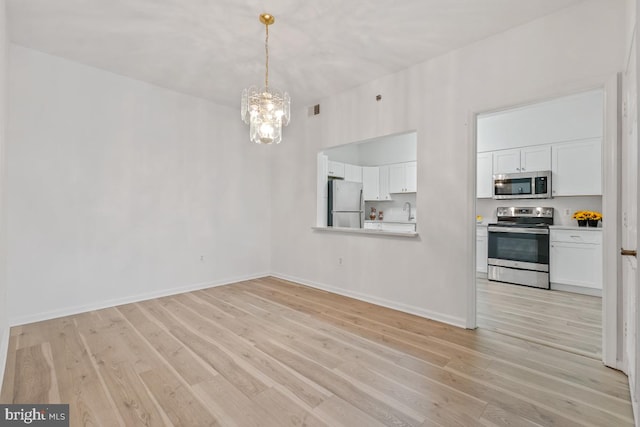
[241,13,290,144]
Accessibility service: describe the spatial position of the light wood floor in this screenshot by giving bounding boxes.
[477,278,602,359]
[1,276,633,426]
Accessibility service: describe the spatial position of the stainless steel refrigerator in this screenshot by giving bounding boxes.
[327,180,364,228]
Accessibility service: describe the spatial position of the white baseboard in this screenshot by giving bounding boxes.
[0,325,10,394]
[551,282,602,297]
[9,272,270,327]
[7,270,467,331]
[270,272,467,329]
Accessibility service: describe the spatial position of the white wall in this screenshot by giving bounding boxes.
[0,0,9,388]
[356,132,417,166]
[324,131,417,166]
[6,45,272,325]
[271,0,626,327]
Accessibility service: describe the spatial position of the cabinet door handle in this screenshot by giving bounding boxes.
[621,249,637,257]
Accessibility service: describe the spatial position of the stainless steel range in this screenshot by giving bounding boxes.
[487,207,554,289]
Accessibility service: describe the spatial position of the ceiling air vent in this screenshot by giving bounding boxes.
[308,104,320,116]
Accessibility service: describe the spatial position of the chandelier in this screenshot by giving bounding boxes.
[241,13,290,144]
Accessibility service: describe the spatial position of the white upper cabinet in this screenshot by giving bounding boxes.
[379,165,392,200]
[327,161,345,178]
[477,89,603,198]
[362,167,380,200]
[362,165,396,200]
[478,89,603,152]
[552,138,602,196]
[477,152,493,198]
[493,146,551,174]
[493,149,521,174]
[328,161,362,182]
[404,162,417,192]
[521,145,552,172]
[344,164,363,182]
[389,164,404,193]
[389,161,417,193]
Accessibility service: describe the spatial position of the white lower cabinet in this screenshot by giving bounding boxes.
[364,221,415,233]
[476,226,488,273]
[381,222,416,233]
[550,229,602,289]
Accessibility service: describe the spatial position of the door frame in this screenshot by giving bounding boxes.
[467,74,621,369]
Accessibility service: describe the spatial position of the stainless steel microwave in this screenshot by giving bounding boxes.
[492,171,552,199]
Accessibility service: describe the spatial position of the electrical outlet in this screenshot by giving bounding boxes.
[338,257,343,265]
[200,255,204,262]
[564,209,570,216]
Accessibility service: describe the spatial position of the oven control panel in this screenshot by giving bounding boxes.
[496,207,553,219]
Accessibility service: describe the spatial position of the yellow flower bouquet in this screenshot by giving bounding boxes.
[572,210,602,227]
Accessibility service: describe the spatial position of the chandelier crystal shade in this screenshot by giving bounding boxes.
[241,13,290,144]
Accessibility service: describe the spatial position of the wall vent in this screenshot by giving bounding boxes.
[308,104,321,116]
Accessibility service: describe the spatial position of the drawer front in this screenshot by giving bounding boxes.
[364,222,382,230]
[550,229,602,244]
[380,223,416,233]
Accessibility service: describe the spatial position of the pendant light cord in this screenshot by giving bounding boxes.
[264,23,269,89]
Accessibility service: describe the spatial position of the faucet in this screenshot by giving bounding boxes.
[403,202,414,221]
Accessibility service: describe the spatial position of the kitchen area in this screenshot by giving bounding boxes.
[475,89,605,358]
[316,131,418,235]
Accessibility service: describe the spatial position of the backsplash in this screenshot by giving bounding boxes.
[365,193,417,222]
[476,196,602,226]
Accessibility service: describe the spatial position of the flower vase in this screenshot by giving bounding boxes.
[587,219,599,227]
[369,207,376,220]
[577,219,587,227]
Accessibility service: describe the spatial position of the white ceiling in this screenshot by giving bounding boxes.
[7,0,584,108]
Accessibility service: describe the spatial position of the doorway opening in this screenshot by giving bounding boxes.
[471,82,619,365]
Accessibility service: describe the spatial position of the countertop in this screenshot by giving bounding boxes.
[364,219,417,224]
[549,225,602,231]
[312,226,418,238]
[476,223,601,231]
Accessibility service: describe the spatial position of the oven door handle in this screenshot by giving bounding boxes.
[488,226,549,235]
